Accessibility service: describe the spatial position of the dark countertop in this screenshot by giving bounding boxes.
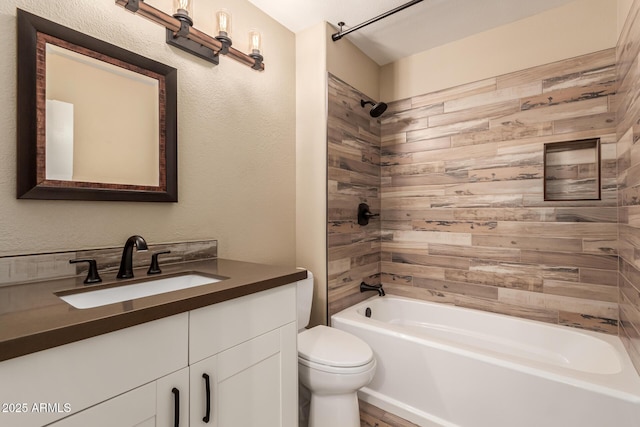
[0,258,307,362]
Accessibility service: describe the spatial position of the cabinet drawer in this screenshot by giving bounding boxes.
[0,313,188,427]
[189,283,296,364]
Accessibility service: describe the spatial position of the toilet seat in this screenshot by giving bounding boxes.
[298,325,373,373]
[298,355,376,374]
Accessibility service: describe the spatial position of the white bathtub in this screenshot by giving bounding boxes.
[331,295,640,427]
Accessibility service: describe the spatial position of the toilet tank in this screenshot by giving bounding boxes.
[296,271,314,332]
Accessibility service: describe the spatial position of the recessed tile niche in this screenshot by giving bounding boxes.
[543,138,601,201]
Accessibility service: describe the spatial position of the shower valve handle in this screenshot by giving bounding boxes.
[358,203,379,226]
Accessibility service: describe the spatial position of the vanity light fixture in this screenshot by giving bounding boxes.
[173,0,193,25]
[215,9,232,55]
[117,0,265,71]
[248,29,263,70]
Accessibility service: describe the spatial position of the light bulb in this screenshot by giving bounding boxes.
[216,10,232,37]
[174,0,192,15]
[249,29,262,54]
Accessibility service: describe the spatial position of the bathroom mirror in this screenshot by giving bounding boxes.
[543,138,601,201]
[17,9,178,201]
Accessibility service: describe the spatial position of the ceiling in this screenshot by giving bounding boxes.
[247,0,576,65]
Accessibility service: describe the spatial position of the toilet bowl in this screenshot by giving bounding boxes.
[298,325,376,426]
[296,272,376,427]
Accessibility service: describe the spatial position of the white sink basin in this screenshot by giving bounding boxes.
[59,273,221,309]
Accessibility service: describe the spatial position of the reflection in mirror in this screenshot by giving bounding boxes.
[17,9,177,202]
[45,44,160,186]
[45,99,74,181]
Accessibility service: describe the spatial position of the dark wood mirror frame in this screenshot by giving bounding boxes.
[17,9,178,202]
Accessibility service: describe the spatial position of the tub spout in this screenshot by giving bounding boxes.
[360,281,385,296]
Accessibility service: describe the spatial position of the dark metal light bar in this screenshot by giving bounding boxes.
[331,0,424,42]
[116,0,264,71]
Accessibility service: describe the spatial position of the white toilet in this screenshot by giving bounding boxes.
[296,272,376,427]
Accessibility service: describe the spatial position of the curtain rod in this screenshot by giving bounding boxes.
[331,0,424,42]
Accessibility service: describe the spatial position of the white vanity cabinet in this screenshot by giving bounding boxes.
[0,281,298,427]
[188,283,298,427]
[47,367,189,427]
[0,313,188,427]
[47,380,158,427]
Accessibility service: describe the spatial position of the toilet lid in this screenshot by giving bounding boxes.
[298,325,373,367]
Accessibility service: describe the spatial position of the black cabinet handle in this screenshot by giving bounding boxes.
[171,387,180,427]
[202,373,211,423]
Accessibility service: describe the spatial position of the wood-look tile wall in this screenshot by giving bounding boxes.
[379,49,619,334]
[327,74,381,318]
[617,0,640,374]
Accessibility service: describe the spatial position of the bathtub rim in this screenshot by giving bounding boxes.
[331,295,640,404]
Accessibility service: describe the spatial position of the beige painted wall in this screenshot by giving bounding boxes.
[1,0,296,266]
[296,22,328,326]
[380,0,618,101]
[619,0,635,38]
[326,22,380,102]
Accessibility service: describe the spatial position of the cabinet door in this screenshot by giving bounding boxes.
[190,322,298,427]
[49,367,190,427]
[156,368,190,427]
[190,353,217,426]
[48,382,156,427]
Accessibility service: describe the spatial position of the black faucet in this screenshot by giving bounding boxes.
[360,281,385,296]
[147,250,171,275]
[117,235,149,279]
[69,259,102,285]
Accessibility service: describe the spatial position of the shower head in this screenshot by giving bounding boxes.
[360,99,388,118]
